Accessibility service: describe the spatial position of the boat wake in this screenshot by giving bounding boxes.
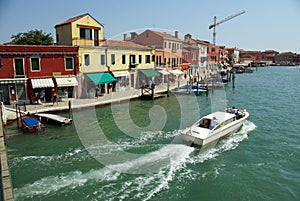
[13,120,256,200]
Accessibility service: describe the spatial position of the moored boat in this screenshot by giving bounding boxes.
[180,108,249,147]
[22,116,46,133]
[34,113,72,126]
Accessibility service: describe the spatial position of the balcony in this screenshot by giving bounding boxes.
[129,63,139,69]
[72,38,100,46]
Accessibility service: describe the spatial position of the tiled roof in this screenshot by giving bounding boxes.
[195,39,209,46]
[276,52,294,56]
[55,13,103,27]
[101,40,152,50]
[149,30,181,41]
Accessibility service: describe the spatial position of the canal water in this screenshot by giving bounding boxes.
[4,66,300,201]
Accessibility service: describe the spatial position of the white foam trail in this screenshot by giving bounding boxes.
[10,147,90,168]
[143,145,193,201]
[14,121,256,200]
[14,168,119,199]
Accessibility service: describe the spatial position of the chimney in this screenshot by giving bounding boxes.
[184,34,192,40]
[123,33,127,41]
[175,31,179,38]
[130,32,138,40]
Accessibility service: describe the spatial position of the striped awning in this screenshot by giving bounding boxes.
[55,76,78,87]
[169,69,183,75]
[0,78,28,84]
[112,71,130,77]
[158,69,170,75]
[31,78,54,89]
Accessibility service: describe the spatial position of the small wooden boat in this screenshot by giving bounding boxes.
[22,116,46,133]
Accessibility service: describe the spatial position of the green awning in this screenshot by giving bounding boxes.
[139,69,160,78]
[189,65,199,69]
[86,72,116,85]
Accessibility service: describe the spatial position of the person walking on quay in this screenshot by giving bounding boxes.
[39,90,45,103]
[52,90,58,106]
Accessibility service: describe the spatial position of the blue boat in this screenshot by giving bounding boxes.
[22,117,46,133]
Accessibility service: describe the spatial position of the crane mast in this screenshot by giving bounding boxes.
[209,10,246,45]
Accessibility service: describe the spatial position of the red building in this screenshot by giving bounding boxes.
[182,34,200,81]
[0,45,79,104]
[207,44,219,71]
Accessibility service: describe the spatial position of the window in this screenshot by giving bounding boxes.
[169,42,171,49]
[122,54,126,65]
[14,58,24,76]
[111,54,116,65]
[80,28,92,40]
[94,30,99,46]
[31,57,40,71]
[164,42,167,48]
[84,54,90,66]
[138,55,142,64]
[192,52,196,60]
[65,57,74,70]
[100,54,106,66]
[130,55,136,64]
[145,55,151,64]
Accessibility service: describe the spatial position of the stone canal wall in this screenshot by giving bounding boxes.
[0,107,14,201]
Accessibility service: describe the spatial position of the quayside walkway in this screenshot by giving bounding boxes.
[0,107,14,201]
[12,81,188,115]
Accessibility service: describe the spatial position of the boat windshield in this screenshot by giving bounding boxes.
[198,118,210,129]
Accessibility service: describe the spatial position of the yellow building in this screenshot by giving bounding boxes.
[55,13,158,97]
[55,13,104,46]
[79,40,156,95]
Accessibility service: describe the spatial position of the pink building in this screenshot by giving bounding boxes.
[131,29,183,70]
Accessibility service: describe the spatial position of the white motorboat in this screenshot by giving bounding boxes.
[180,108,249,147]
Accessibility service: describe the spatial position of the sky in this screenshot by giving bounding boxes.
[0,0,300,53]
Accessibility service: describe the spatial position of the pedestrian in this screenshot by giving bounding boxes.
[52,91,58,106]
[39,90,45,103]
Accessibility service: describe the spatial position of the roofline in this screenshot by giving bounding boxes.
[55,13,104,28]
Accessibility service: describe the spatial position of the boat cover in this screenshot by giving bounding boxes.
[23,118,38,127]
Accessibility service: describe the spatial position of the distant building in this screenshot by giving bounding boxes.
[262,50,278,65]
[225,47,240,65]
[195,39,208,78]
[182,34,200,81]
[275,52,296,65]
[206,43,219,72]
[131,29,183,71]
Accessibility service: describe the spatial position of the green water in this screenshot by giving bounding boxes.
[5,66,300,201]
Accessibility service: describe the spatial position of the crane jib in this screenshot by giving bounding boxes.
[208,10,246,44]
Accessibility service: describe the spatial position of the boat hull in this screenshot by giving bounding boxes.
[181,110,249,147]
[22,117,46,133]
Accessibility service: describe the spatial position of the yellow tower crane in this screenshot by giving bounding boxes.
[209,10,246,45]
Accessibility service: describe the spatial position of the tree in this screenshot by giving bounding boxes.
[11,29,54,45]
